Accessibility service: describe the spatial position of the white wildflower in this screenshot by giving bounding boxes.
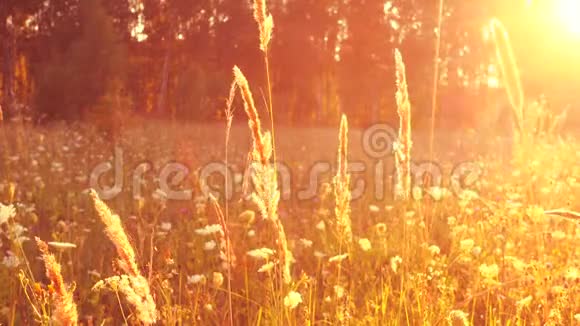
[194,224,222,236]
[2,251,20,269]
[187,274,206,285]
[390,256,402,273]
[428,245,440,256]
[247,248,275,260]
[204,240,217,251]
[283,291,302,310]
[328,253,348,263]
[258,261,275,273]
[358,238,372,252]
[160,222,172,232]
[8,223,29,243]
[459,239,474,253]
[313,251,326,259]
[479,263,499,280]
[299,238,313,248]
[0,203,16,225]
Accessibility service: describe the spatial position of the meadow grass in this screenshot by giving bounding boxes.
[0,119,578,325]
[0,1,578,325]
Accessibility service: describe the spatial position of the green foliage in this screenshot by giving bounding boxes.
[35,0,128,120]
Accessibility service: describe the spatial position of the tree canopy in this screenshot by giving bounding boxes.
[0,0,578,126]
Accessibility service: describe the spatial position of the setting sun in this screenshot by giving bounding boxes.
[556,0,580,36]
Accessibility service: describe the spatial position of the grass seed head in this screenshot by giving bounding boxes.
[35,237,78,326]
[253,0,274,52]
[394,49,412,200]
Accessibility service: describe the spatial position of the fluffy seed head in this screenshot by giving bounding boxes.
[333,115,353,245]
[253,0,274,51]
[233,66,268,165]
[36,237,78,326]
[89,190,157,324]
[89,189,139,276]
[394,49,412,200]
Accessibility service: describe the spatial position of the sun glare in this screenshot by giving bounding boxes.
[556,0,580,36]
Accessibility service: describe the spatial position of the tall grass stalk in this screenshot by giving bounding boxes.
[333,114,353,246]
[253,0,278,171]
[233,66,292,285]
[333,114,352,323]
[394,49,412,200]
[223,79,237,326]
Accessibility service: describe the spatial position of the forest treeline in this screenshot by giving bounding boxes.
[0,0,578,127]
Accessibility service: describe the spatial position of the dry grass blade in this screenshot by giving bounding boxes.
[544,209,580,221]
[35,237,78,326]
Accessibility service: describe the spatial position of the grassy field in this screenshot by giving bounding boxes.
[0,120,578,325]
[0,2,578,324]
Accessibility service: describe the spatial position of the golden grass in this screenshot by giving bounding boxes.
[253,0,274,52]
[1,120,579,324]
[333,114,352,245]
[2,2,580,324]
[233,66,268,166]
[35,237,78,326]
[233,66,292,285]
[89,189,157,324]
[252,0,278,176]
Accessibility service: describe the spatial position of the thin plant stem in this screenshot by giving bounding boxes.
[115,289,130,325]
[263,52,277,172]
[223,82,235,326]
[429,0,444,168]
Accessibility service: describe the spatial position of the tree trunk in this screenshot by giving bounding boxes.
[1,15,16,119]
[156,51,170,116]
